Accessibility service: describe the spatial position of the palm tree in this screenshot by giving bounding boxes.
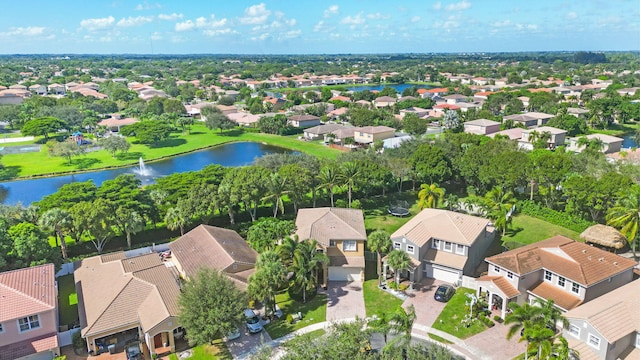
[317,165,342,207]
[277,235,299,269]
[248,250,286,317]
[368,230,392,286]
[386,249,411,285]
[533,298,569,332]
[115,207,145,249]
[368,312,393,344]
[607,185,640,258]
[292,239,329,303]
[390,305,416,341]
[524,324,555,360]
[340,161,360,207]
[262,172,290,218]
[39,208,72,259]
[505,302,544,360]
[484,186,517,235]
[165,205,188,236]
[417,183,445,209]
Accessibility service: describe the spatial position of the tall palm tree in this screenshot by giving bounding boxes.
[115,207,145,249]
[317,165,342,207]
[533,298,569,332]
[340,161,360,207]
[262,172,290,218]
[292,239,329,303]
[248,250,286,317]
[386,249,411,285]
[368,312,393,344]
[165,205,188,236]
[484,186,517,235]
[524,324,555,360]
[368,230,392,286]
[277,235,299,269]
[607,185,640,257]
[391,305,416,341]
[417,183,445,209]
[505,302,544,360]
[39,208,72,259]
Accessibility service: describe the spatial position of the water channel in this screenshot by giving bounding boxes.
[0,142,292,205]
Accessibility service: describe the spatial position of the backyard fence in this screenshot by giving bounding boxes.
[58,327,80,347]
[461,276,478,290]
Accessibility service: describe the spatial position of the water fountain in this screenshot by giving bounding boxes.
[133,157,152,176]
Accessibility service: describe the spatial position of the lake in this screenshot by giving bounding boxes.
[0,142,292,205]
[622,133,637,148]
[345,84,433,93]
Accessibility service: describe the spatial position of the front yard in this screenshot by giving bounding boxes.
[501,214,580,249]
[431,288,487,339]
[363,279,404,318]
[168,341,231,360]
[264,291,327,339]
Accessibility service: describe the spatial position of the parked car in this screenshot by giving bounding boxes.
[225,326,241,341]
[434,284,455,302]
[125,340,143,360]
[244,309,263,334]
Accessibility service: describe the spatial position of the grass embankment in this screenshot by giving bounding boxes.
[57,274,79,329]
[590,122,638,137]
[501,214,580,249]
[264,291,327,339]
[432,288,487,339]
[168,342,231,360]
[0,124,340,179]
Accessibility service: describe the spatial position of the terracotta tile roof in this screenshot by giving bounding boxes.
[425,87,449,93]
[0,264,56,322]
[374,96,397,102]
[423,248,468,270]
[288,114,320,121]
[486,236,637,286]
[434,104,460,110]
[564,280,640,343]
[329,256,365,268]
[477,275,520,298]
[391,209,489,247]
[0,332,58,360]
[528,281,583,311]
[356,125,395,134]
[295,207,366,247]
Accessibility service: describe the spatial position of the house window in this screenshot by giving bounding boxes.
[359,132,364,136]
[444,242,452,252]
[588,334,600,349]
[568,324,580,338]
[636,333,640,348]
[343,240,357,252]
[18,315,40,332]
[558,276,566,287]
[432,239,440,249]
[394,242,401,250]
[0,323,3,333]
[494,266,500,273]
[329,240,336,247]
[407,245,415,254]
[455,244,465,255]
[571,282,580,294]
[507,272,514,279]
[544,270,552,282]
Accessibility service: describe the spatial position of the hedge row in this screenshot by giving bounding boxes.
[518,200,594,233]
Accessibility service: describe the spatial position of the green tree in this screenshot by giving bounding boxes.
[606,184,640,257]
[278,163,312,213]
[483,186,516,235]
[317,164,342,207]
[441,110,461,130]
[178,268,246,345]
[367,230,391,286]
[505,302,543,360]
[165,203,189,236]
[69,198,116,254]
[38,208,72,259]
[202,105,235,133]
[262,172,290,218]
[340,161,360,207]
[48,141,85,164]
[523,324,555,360]
[390,305,416,342]
[120,121,172,145]
[257,115,288,134]
[9,222,57,267]
[248,251,286,317]
[21,117,67,140]
[386,249,411,285]
[418,183,445,209]
[99,136,131,157]
[402,113,428,135]
[247,218,295,253]
[410,144,452,184]
[114,207,145,249]
[292,239,329,303]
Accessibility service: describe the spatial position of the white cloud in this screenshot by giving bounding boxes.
[135,2,161,10]
[175,20,195,32]
[492,20,511,27]
[367,13,390,20]
[313,20,334,33]
[433,2,442,10]
[117,16,153,27]
[203,28,235,37]
[278,29,301,40]
[239,3,271,25]
[324,5,339,18]
[80,16,115,31]
[175,15,228,32]
[0,26,52,40]
[150,32,163,40]
[445,0,471,11]
[411,16,421,23]
[251,32,270,41]
[566,12,577,20]
[158,13,183,21]
[340,13,365,25]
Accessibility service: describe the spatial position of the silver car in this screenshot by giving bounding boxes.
[244,309,263,334]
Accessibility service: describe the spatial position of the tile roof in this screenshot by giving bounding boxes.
[169,225,257,279]
[423,248,468,270]
[485,236,637,286]
[391,209,489,247]
[329,256,365,268]
[0,264,56,322]
[464,118,500,126]
[564,280,640,343]
[476,275,520,298]
[528,281,583,311]
[0,332,59,360]
[566,338,599,360]
[356,125,395,134]
[295,207,366,248]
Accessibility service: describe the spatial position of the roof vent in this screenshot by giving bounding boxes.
[582,249,587,254]
[587,256,592,260]
[598,257,604,262]
[613,261,618,266]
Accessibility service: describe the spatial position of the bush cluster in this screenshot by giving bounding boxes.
[518,200,594,232]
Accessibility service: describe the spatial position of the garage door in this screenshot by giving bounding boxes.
[18,350,55,360]
[424,265,460,284]
[328,267,361,281]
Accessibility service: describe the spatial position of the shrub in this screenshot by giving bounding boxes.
[249,300,256,309]
[286,314,294,324]
[493,315,503,323]
[398,283,409,291]
[72,330,84,349]
[335,199,348,209]
[518,200,594,232]
[54,356,67,360]
[350,199,362,209]
[387,281,398,290]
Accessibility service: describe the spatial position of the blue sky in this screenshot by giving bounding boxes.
[0,0,638,54]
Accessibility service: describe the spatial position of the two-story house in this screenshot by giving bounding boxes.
[477,236,637,320]
[385,209,494,288]
[520,126,567,150]
[353,126,396,145]
[288,114,321,128]
[0,264,59,360]
[562,280,640,360]
[373,96,397,108]
[463,118,501,135]
[503,112,554,128]
[567,134,624,154]
[295,208,367,283]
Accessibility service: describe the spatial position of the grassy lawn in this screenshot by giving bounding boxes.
[501,214,580,249]
[264,291,327,339]
[432,288,487,339]
[285,328,326,347]
[57,274,79,328]
[590,122,638,137]
[0,124,340,178]
[427,333,453,344]
[363,279,403,318]
[362,191,419,234]
[168,341,231,360]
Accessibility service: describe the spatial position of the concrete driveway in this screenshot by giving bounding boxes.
[403,278,448,327]
[226,323,272,359]
[322,281,366,322]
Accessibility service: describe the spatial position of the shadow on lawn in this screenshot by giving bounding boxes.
[67,157,102,169]
[0,165,21,180]
[151,138,187,148]
[115,151,144,161]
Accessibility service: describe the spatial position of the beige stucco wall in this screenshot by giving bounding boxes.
[326,240,365,257]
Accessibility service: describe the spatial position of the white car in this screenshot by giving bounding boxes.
[244,309,263,334]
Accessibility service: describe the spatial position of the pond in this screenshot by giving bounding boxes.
[622,133,637,148]
[0,142,292,205]
[345,84,433,93]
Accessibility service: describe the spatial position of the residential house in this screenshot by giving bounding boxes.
[386,209,494,287]
[488,128,524,141]
[353,126,395,144]
[563,280,640,360]
[503,112,554,128]
[477,236,637,319]
[463,118,501,135]
[422,87,449,98]
[303,124,348,140]
[0,89,29,105]
[263,96,286,111]
[443,94,469,104]
[567,134,624,154]
[98,114,139,132]
[295,207,367,282]
[169,225,257,289]
[47,84,66,95]
[373,96,397,108]
[227,112,262,127]
[520,126,567,150]
[567,107,590,118]
[399,107,429,118]
[288,114,321,128]
[28,84,47,96]
[0,264,59,360]
[330,127,357,145]
[382,134,412,149]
